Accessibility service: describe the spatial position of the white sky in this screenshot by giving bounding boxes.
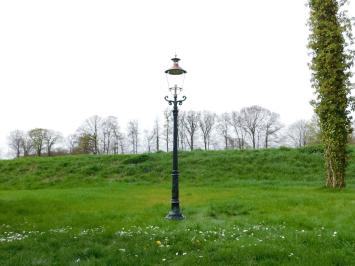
[0,0,354,157]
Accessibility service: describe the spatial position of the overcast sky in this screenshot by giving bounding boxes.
[0,0,354,157]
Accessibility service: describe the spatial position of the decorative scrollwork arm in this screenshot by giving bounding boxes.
[178,96,187,105]
[164,96,173,105]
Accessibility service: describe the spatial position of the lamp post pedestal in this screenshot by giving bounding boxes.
[165,93,186,220]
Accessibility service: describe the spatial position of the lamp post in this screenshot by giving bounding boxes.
[164,56,187,220]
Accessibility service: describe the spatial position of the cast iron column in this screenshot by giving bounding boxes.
[165,88,186,220]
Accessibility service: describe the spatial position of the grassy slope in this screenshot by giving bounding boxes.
[0,147,355,265]
[1,146,354,189]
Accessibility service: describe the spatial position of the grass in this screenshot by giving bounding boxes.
[0,146,355,265]
[1,145,354,190]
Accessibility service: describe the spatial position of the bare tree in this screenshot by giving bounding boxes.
[287,120,310,147]
[8,130,24,158]
[116,132,126,154]
[110,123,125,155]
[230,111,247,149]
[101,116,120,154]
[153,119,160,152]
[44,129,62,156]
[67,134,78,154]
[163,109,172,152]
[21,133,33,157]
[183,111,200,151]
[263,111,283,148]
[178,111,187,151]
[307,114,321,145]
[199,111,216,150]
[127,120,139,154]
[240,106,267,149]
[144,129,155,153]
[217,112,231,149]
[78,115,102,154]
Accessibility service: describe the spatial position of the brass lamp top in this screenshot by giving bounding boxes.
[165,57,187,75]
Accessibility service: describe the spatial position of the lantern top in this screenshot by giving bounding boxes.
[165,57,187,75]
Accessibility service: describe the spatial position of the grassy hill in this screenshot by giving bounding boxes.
[1,145,354,189]
[1,146,355,265]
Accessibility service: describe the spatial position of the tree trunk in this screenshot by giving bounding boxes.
[265,134,269,149]
[325,146,345,188]
[156,134,159,152]
[93,135,98,155]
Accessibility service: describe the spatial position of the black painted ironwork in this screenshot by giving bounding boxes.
[164,86,186,220]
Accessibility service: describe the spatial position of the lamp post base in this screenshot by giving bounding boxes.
[165,210,185,220]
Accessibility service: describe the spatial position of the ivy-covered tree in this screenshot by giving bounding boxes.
[308,0,354,188]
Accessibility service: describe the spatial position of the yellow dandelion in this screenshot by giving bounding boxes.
[156,240,161,245]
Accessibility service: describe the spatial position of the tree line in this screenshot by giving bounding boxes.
[7,0,354,190]
[7,105,330,158]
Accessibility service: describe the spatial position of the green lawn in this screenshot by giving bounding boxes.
[0,147,355,265]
